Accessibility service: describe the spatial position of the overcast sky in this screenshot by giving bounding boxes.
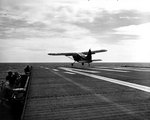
[0,0,150,62]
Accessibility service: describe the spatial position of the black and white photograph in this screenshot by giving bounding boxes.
[0,0,150,120]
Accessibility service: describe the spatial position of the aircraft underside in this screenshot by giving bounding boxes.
[71,60,91,66]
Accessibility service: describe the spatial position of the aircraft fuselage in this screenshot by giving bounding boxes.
[72,53,92,63]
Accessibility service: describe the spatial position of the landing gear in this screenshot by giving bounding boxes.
[82,63,84,66]
[71,62,75,67]
[71,63,74,66]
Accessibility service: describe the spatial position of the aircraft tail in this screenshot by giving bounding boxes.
[86,49,92,61]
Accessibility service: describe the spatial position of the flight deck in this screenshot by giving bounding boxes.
[21,63,150,120]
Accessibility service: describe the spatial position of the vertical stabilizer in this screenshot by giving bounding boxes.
[86,49,92,61]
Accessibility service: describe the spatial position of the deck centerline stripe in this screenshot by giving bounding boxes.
[60,67,150,93]
[114,67,150,72]
[90,68,128,73]
[53,69,59,71]
[71,68,99,73]
[64,72,75,74]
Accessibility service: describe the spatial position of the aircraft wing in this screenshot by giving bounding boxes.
[48,52,77,56]
[82,49,107,55]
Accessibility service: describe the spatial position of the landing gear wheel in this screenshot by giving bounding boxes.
[71,63,74,66]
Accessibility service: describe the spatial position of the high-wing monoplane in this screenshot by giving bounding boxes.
[48,49,107,66]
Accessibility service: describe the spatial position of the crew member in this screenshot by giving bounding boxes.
[24,65,30,75]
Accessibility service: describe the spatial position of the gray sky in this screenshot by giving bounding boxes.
[0,0,150,62]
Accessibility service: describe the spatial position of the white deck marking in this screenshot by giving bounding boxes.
[45,67,49,70]
[53,69,59,71]
[71,68,99,73]
[64,72,75,74]
[60,67,150,93]
[96,66,110,69]
[40,66,44,68]
[114,67,150,72]
[91,68,128,73]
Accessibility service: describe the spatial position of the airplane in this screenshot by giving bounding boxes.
[48,49,107,66]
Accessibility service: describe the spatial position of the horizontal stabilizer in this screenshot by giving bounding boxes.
[92,59,102,61]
